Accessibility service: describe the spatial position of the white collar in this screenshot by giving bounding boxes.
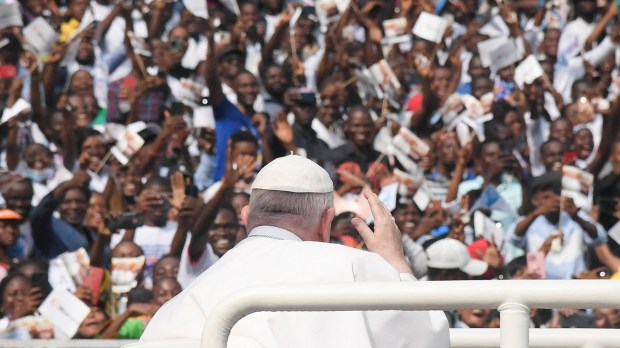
[247,226,302,242]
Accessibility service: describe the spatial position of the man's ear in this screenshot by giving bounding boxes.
[319,207,335,243]
[241,205,251,227]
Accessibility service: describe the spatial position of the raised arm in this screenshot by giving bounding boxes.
[259,9,292,74]
[205,24,225,106]
[188,146,242,260]
[89,220,111,267]
[168,196,201,258]
[445,140,472,203]
[588,93,620,176]
[95,4,122,46]
[513,196,559,237]
[25,52,46,132]
[59,104,78,170]
[499,3,532,57]
[147,1,171,39]
[5,118,19,171]
[358,15,383,66]
[42,44,65,108]
[584,3,618,51]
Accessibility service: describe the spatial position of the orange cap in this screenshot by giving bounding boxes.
[0,209,22,220]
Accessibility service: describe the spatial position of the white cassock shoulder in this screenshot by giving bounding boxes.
[140,236,450,348]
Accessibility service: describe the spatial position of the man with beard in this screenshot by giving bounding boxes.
[260,63,287,120]
[506,171,606,279]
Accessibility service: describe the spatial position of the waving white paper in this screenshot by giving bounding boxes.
[412,12,448,43]
[23,17,59,55]
[183,0,208,19]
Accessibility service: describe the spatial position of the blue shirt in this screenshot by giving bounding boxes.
[213,98,259,181]
[458,174,522,228]
[506,211,607,280]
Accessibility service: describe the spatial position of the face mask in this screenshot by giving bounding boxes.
[119,101,131,114]
[25,167,54,183]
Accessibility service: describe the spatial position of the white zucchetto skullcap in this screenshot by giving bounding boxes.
[251,155,333,193]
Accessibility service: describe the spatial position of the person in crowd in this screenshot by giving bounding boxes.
[141,155,450,346]
[506,171,606,279]
[1,177,34,258]
[0,273,42,330]
[29,171,93,260]
[0,210,22,279]
[425,238,490,281]
[110,176,177,273]
[1,0,620,341]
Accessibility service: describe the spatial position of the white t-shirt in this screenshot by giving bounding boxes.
[177,239,219,289]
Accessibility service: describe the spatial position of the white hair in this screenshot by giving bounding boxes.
[248,189,333,231]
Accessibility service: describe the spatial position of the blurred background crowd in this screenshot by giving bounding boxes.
[0,0,619,340]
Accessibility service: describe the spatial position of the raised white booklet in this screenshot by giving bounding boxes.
[412,12,448,43]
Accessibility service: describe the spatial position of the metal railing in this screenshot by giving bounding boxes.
[450,329,620,348]
[201,280,620,348]
[0,339,136,347]
[3,329,620,348]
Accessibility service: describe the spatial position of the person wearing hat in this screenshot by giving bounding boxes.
[217,45,247,103]
[424,238,489,281]
[506,171,606,279]
[1,176,34,258]
[140,155,450,347]
[0,209,22,279]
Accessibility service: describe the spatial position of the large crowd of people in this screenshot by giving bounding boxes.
[0,0,619,340]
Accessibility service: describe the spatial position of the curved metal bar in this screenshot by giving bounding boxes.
[201,280,620,348]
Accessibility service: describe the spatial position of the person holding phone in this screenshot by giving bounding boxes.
[455,139,524,229]
[110,176,176,276]
[506,171,607,279]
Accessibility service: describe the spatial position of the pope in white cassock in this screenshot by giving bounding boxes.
[137,155,450,347]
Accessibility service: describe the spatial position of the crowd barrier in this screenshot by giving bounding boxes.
[4,328,620,348]
[198,280,620,348]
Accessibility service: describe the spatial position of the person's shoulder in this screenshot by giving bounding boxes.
[326,143,354,162]
[298,242,395,272]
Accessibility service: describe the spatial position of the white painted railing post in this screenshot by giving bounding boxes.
[498,303,530,348]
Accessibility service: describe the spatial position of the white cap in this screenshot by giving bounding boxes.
[426,239,488,276]
[251,155,333,193]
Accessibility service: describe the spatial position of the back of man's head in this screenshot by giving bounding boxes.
[246,156,334,240]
